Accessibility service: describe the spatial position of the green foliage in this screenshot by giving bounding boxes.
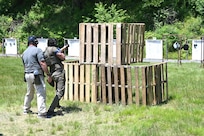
[189,0,204,15]
[153,7,177,28]
[0,15,13,39]
[146,16,204,58]
[83,2,129,23]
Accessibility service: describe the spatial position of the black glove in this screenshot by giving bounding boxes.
[48,80,54,87]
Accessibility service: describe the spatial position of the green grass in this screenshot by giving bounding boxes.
[0,57,204,136]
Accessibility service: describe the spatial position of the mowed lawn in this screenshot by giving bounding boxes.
[0,57,203,136]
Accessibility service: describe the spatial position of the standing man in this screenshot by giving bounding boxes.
[22,36,51,118]
[44,38,68,117]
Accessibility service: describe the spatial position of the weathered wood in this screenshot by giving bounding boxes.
[127,67,132,104]
[101,24,106,64]
[142,67,147,105]
[74,63,79,101]
[85,65,91,103]
[116,24,122,65]
[64,62,168,106]
[108,24,113,65]
[113,66,119,104]
[93,24,99,63]
[91,65,97,103]
[101,65,106,103]
[120,66,126,105]
[79,23,85,63]
[146,66,153,105]
[69,64,74,101]
[64,63,68,100]
[80,64,85,102]
[107,66,113,104]
[135,67,140,105]
[86,24,92,62]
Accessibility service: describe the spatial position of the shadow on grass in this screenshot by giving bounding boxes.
[51,106,82,118]
[61,106,82,113]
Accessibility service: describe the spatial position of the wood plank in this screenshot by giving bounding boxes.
[116,23,122,65]
[101,65,106,103]
[107,66,112,104]
[79,23,85,63]
[142,67,147,105]
[120,65,126,105]
[86,24,92,62]
[135,67,140,105]
[147,66,153,105]
[154,65,162,104]
[63,63,68,100]
[85,65,91,103]
[113,66,119,104]
[69,64,74,101]
[101,24,106,63]
[93,24,99,63]
[108,24,113,65]
[74,63,79,101]
[121,23,127,64]
[91,65,97,103]
[127,67,132,104]
[165,63,168,101]
[127,24,131,64]
[80,64,85,102]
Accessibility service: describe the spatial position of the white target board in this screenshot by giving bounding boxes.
[192,40,204,61]
[145,39,163,59]
[4,38,18,55]
[37,38,48,52]
[67,39,80,57]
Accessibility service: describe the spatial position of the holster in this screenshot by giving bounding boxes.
[34,75,41,85]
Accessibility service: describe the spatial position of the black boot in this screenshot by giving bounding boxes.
[47,95,60,117]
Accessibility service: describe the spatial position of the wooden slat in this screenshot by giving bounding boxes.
[120,66,126,105]
[101,24,106,63]
[79,23,85,63]
[121,23,127,64]
[113,66,119,104]
[165,63,168,101]
[85,65,91,102]
[146,66,153,105]
[93,24,99,63]
[80,64,85,102]
[108,24,113,65]
[127,24,131,64]
[116,23,122,65]
[91,65,97,103]
[74,63,79,101]
[63,63,68,100]
[107,66,112,104]
[127,67,132,104]
[69,64,74,101]
[135,67,140,105]
[101,65,106,103]
[154,65,162,104]
[86,24,92,62]
[142,67,147,105]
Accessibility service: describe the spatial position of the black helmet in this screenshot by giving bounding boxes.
[48,38,57,46]
[28,36,38,45]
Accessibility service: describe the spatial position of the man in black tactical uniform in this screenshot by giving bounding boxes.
[44,38,68,117]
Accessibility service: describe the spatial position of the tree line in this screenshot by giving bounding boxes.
[0,0,204,48]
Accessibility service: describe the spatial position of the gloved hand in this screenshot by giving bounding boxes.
[47,76,54,87]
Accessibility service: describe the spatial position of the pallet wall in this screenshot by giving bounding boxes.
[79,23,145,65]
[63,62,168,106]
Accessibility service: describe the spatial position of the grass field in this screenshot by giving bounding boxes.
[0,57,203,136]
